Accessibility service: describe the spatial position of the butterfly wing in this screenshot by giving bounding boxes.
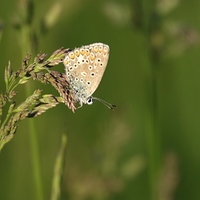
[63,43,109,103]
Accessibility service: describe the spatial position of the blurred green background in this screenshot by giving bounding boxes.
[1,0,200,199]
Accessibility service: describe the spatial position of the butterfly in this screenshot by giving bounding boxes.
[63,43,115,109]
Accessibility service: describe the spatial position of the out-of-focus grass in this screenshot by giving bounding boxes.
[1,0,200,200]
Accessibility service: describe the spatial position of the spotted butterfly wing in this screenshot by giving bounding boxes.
[63,43,109,106]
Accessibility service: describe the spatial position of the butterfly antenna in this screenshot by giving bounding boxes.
[92,97,116,110]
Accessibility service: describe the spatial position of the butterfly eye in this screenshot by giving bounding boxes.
[87,97,93,105]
